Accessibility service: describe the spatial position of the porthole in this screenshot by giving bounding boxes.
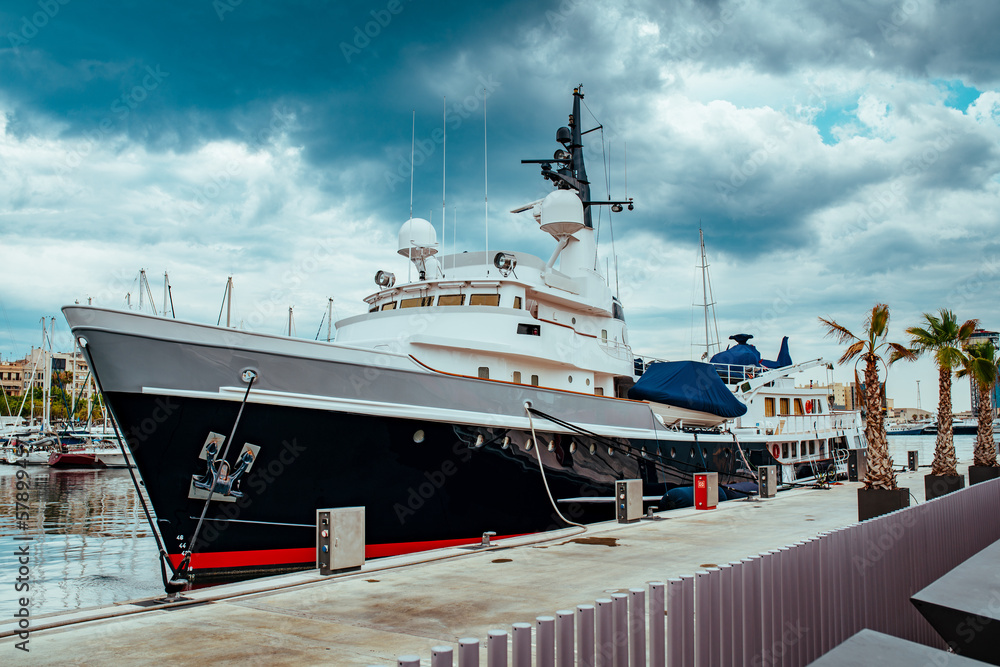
[413,430,425,443]
[568,375,573,383]
[670,447,677,458]
[586,378,590,386]
[571,317,577,324]
[702,448,708,459]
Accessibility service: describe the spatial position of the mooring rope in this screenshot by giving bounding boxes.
[524,402,587,533]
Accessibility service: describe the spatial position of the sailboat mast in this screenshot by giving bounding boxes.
[700,228,710,359]
[327,298,333,342]
[226,277,233,328]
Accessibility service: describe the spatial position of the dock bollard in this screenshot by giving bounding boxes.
[595,598,613,667]
[536,616,555,667]
[486,630,507,667]
[576,604,595,667]
[512,622,532,667]
[611,593,628,667]
[556,610,574,667]
[398,656,420,667]
[431,646,453,667]
[458,638,478,667]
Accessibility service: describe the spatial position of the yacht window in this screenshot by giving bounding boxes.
[470,294,500,306]
[794,399,804,416]
[791,442,797,457]
[438,294,465,306]
[601,329,608,342]
[814,400,823,414]
[381,302,397,311]
[400,296,433,308]
[595,387,604,396]
[819,441,826,455]
[517,323,541,336]
[612,298,625,322]
[478,367,489,379]
[369,306,378,313]
[780,398,790,415]
[809,440,816,455]
[513,296,522,309]
[765,397,775,417]
[531,374,539,386]
[513,371,522,384]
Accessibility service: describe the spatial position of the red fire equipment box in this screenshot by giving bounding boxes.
[694,472,718,510]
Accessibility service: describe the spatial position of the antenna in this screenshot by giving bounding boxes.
[484,89,489,276]
[453,207,457,273]
[409,110,415,220]
[442,96,446,276]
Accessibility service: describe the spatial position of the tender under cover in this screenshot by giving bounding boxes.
[628,360,748,417]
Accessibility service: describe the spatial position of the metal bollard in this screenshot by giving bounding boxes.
[431,646,453,667]
[629,587,647,667]
[537,616,555,667]
[398,657,421,667]
[459,638,479,667]
[595,598,614,667]
[577,604,596,667]
[556,610,575,667]
[611,593,629,667]
[512,622,532,667]
[648,582,665,667]
[487,630,507,667]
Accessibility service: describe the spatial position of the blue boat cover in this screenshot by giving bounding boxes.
[628,360,747,417]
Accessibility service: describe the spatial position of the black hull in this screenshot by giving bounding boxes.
[109,391,753,581]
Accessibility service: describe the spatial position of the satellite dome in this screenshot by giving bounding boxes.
[397,218,438,259]
[540,190,585,238]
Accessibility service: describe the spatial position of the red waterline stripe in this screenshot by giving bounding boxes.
[167,534,527,570]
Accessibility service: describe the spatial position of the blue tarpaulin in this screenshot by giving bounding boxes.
[627,360,747,417]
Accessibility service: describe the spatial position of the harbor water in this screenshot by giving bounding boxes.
[0,434,981,615]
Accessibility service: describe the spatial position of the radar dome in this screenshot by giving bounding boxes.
[540,190,585,238]
[397,218,439,259]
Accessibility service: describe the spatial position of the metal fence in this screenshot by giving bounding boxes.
[380,478,1000,667]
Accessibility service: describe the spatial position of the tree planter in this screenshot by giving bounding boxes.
[968,466,1000,485]
[924,474,965,500]
[858,488,910,521]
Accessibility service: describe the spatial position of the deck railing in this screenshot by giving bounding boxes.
[378,478,1000,666]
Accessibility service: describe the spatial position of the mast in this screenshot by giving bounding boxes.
[696,228,721,361]
[326,298,333,342]
[288,307,293,336]
[226,276,233,328]
[569,85,593,229]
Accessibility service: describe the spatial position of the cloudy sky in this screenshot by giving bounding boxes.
[2,0,998,411]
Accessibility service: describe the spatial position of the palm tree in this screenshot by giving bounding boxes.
[819,304,916,490]
[905,310,978,477]
[957,341,998,468]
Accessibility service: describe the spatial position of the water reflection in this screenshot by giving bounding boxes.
[0,465,161,616]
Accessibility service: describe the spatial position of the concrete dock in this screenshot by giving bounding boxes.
[3,468,938,665]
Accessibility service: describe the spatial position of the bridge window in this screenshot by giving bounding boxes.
[612,298,625,321]
[400,296,433,308]
[438,294,465,306]
[517,323,541,336]
[381,302,397,311]
[470,294,501,306]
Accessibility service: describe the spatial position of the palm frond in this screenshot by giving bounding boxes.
[886,342,917,365]
[839,340,866,365]
[818,317,859,345]
[869,303,890,339]
[958,319,979,340]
